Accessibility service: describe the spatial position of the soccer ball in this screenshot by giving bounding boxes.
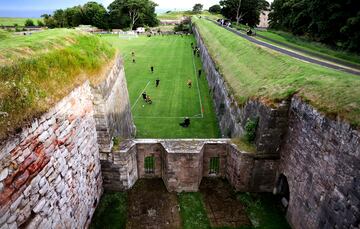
[142,105,145,107]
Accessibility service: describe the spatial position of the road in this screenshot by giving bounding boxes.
[210,20,360,76]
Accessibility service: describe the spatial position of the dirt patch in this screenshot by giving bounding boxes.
[127,179,181,229]
[200,178,252,228]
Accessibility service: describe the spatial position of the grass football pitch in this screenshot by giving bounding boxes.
[102,34,220,138]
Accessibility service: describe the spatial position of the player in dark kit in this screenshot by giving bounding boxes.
[150,66,154,73]
[198,69,202,77]
[133,58,136,63]
[155,79,160,87]
[142,91,147,100]
[179,117,190,127]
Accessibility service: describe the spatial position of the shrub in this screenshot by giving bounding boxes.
[37,20,44,26]
[244,117,259,143]
[24,19,34,27]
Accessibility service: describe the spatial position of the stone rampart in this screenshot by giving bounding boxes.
[0,54,135,228]
[92,56,136,153]
[0,82,102,229]
[278,97,360,229]
[193,25,289,157]
[193,22,360,229]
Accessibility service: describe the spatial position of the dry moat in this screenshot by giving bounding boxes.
[90,178,289,229]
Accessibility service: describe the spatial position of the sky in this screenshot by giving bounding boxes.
[0,0,272,17]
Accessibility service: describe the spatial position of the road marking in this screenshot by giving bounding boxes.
[131,81,151,110]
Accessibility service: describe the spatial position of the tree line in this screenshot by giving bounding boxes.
[41,0,158,30]
[269,0,360,53]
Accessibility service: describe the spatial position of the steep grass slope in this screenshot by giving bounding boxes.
[0,29,115,140]
[193,18,360,128]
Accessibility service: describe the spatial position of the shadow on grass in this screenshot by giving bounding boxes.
[90,192,127,229]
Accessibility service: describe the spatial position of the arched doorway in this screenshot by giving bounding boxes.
[276,174,290,208]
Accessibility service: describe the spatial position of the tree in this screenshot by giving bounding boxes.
[53,9,66,27]
[108,0,158,30]
[41,14,57,28]
[193,3,203,13]
[209,5,221,14]
[63,6,83,27]
[235,0,244,25]
[269,0,360,53]
[82,2,109,29]
[220,0,268,26]
[24,19,34,27]
[37,20,44,26]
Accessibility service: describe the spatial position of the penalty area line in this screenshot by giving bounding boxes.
[131,81,151,110]
[191,46,204,118]
[134,116,204,119]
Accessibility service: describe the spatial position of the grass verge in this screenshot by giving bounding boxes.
[178,192,211,229]
[255,29,360,68]
[237,193,290,229]
[90,192,128,229]
[158,11,221,20]
[0,29,115,140]
[0,17,43,26]
[193,18,360,129]
[230,23,360,68]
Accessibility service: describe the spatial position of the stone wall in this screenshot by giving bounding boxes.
[193,23,359,229]
[0,82,102,229]
[202,143,227,178]
[100,142,138,192]
[278,97,360,229]
[92,55,136,153]
[226,145,279,192]
[100,139,279,193]
[137,143,164,178]
[193,25,289,157]
[0,54,136,228]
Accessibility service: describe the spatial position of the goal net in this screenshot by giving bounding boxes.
[118,31,138,40]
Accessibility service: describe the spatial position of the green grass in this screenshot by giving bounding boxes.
[90,192,128,229]
[0,29,115,140]
[0,17,43,26]
[231,138,256,153]
[101,34,220,138]
[178,192,211,229]
[193,18,360,128]
[237,193,290,229]
[255,29,360,68]
[231,23,360,68]
[158,11,221,20]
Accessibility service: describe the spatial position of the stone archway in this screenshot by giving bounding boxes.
[276,174,290,208]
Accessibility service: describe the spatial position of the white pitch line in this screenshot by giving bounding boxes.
[131,81,151,110]
[191,46,204,118]
[134,116,203,119]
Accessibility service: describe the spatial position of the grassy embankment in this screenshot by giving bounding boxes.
[230,23,360,69]
[102,35,220,138]
[193,18,360,128]
[0,29,115,140]
[158,11,221,20]
[0,17,43,26]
